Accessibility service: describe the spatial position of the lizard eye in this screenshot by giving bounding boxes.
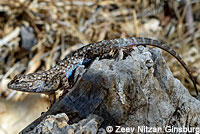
[15,79,20,83]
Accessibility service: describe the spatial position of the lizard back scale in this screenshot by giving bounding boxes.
[7,37,199,97]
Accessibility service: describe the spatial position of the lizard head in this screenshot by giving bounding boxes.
[7,73,60,93]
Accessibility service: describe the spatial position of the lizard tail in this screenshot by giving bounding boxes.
[112,37,198,97]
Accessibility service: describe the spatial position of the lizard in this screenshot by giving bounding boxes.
[7,37,199,104]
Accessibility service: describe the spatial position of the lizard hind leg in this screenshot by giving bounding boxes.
[116,49,124,60]
[115,47,135,61]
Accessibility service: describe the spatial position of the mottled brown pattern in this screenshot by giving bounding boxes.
[7,37,198,96]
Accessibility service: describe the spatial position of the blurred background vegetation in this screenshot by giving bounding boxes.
[0,0,199,133]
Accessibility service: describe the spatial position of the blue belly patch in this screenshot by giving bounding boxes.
[65,58,91,79]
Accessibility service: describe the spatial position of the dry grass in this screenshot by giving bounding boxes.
[0,0,199,100]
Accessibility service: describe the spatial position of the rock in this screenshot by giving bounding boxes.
[27,113,103,134]
[21,46,200,133]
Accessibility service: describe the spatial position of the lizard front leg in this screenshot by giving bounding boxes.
[48,93,56,106]
[45,73,63,106]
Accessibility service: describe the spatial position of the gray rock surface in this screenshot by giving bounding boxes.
[26,46,200,133]
[27,113,104,134]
